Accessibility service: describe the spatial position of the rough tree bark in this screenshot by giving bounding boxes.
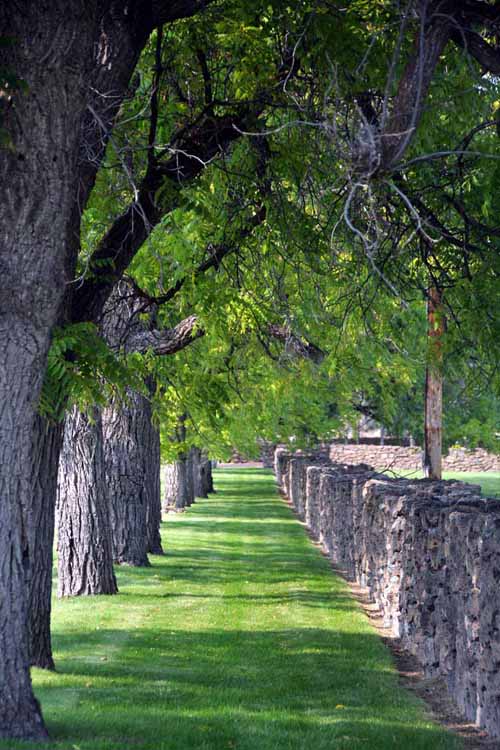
[0,338,50,740]
[102,378,164,558]
[163,458,191,511]
[423,285,444,480]
[101,290,165,557]
[201,453,214,496]
[102,390,152,567]
[163,447,212,509]
[58,283,201,583]
[144,399,164,555]
[191,447,212,499]
[57,408,117,597]
[27,418,64,670]
[205,457,215,494]
[191,447,206,498]
[186,448,196,505]
[103,382,163,566]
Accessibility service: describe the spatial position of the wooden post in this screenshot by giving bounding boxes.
[423,285,444,479]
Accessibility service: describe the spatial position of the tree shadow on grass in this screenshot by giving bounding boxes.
[117,589,359,616]
[117,540,341,589]
[8,474,464,750]
[13,627,462,750]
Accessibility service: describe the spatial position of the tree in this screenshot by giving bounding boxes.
[2,1,500,739]
[57,407,118,597]
[25,0,321,679]
[56,287,201,593]
[0,2,219,737]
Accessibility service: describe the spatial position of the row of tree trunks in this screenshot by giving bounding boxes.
[31,284,167,673]
[57,385,165,590]
[56,282,167,590]
[163,456,191,511]
[163,448,213,511]
[27,385,163,673]
[0,1,218,740]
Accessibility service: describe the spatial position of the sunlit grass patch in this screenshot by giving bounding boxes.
[3,469,463,750]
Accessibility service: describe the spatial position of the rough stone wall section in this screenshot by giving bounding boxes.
[443,447,500,472]
[274,449,500,739]
[329,444,500,472]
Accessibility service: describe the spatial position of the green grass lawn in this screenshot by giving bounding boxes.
[378,469,500,498]
[4,469,463,750]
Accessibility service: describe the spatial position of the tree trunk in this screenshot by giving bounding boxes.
[0,332,50,740]
[144,411,164,555]
[0,4,97,738]
[163,458,191,511]
[100,286,164,560]
[206,458,215,494]
[186,449,195,506]
[27,417,64,670]
[57,408,117,596]
[191,448,211,499]
[202,454,214,496]
[191,447,204,498]
[423,285,444,480]
[102,392,150,567]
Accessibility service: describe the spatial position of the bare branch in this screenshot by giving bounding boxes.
[127,314,204,355]
[381,1,455,169]
[72,113,247,324]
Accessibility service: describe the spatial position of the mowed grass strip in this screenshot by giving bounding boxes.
[4,469,463,750]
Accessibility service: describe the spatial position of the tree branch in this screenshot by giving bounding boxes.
[142,204,267,309]
[451,27,500,74]
[126,314,204,355]
[381,1,457,169]
[72,112,247,324]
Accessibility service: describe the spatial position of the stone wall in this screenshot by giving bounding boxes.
[442,447,500,472]
[328,443,500,472]
[275,449,500,739]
